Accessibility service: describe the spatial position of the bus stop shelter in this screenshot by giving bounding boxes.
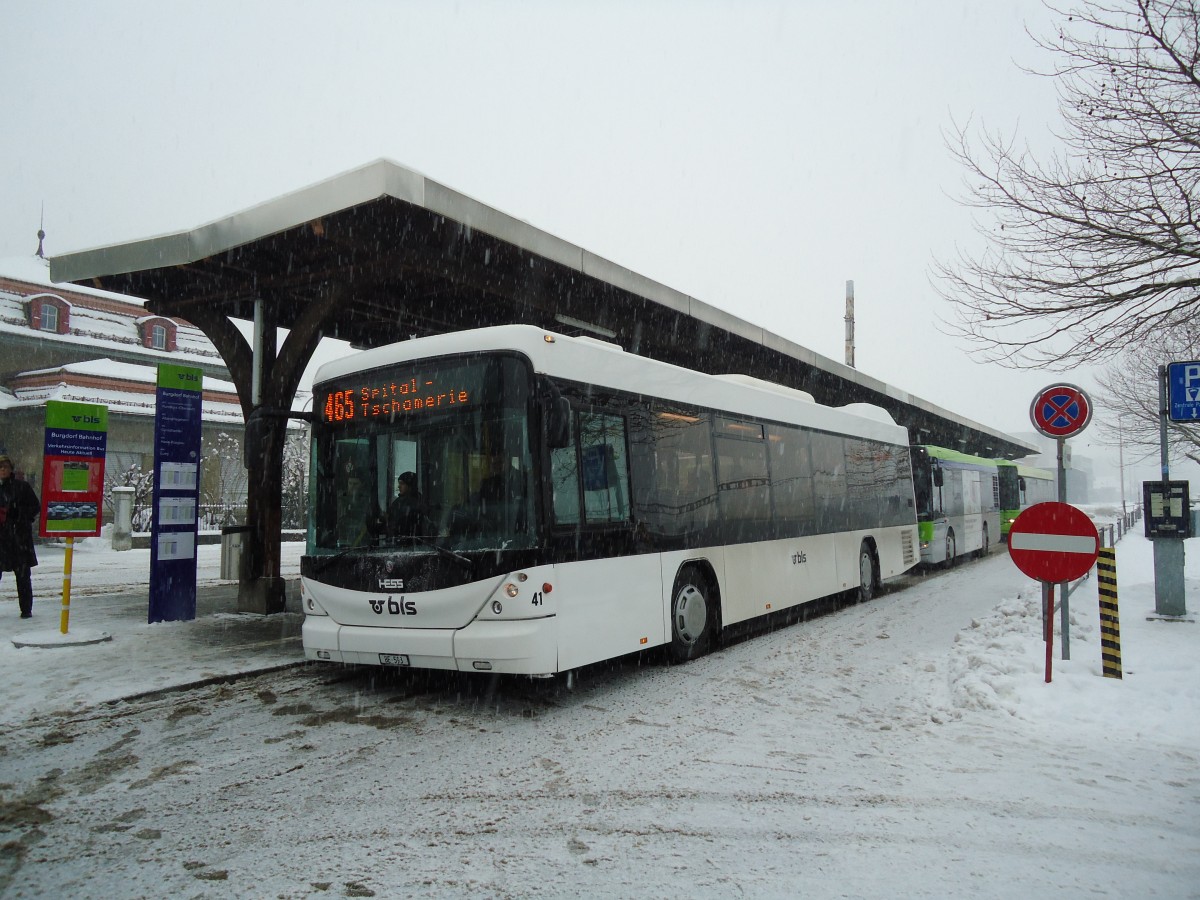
[50,158,1036,613]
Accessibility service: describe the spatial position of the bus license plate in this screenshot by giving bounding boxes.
[379,654,410,667]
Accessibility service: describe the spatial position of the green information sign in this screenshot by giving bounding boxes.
[40,400,109,538]
[157,363,204,392]
[44,401,108,432]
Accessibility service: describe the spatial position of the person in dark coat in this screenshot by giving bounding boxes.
[387,471,428,536]
[0,454,40,618]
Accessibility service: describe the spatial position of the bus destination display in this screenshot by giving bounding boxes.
[322,374,475,424]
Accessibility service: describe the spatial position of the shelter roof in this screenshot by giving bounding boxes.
[49,158,1036,458]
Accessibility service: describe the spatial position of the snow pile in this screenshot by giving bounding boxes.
[936,536,1200,751]
[944,587,1101,716]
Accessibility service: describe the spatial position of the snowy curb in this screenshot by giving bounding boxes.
[11,627,112,648]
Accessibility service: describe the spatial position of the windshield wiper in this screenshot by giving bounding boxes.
[315,535,473,573]
[314,541,380,572]
[408,534,474,571]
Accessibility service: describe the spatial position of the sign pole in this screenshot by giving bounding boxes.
[1045,583,1054,683]
[1056,437,1070,659]
[1158,365,1170,482]
[1008,502,1100,683]
[59,536,74,634]
[1040,582,1049,641]
[1030,384,1093,663]
[1096,548,1124,679]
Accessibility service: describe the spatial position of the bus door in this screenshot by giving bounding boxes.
[963,471,983,550]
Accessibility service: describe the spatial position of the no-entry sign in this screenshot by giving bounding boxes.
[1008,502,1099,583]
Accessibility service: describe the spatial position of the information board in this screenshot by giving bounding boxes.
[1143,480,1190,538]
[148,364,204,623]
[39,400,108,538]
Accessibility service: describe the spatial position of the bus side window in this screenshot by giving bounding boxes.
[768,424,815,537]
[551,408,581,526]
[715,417,771,543]
[810,433,847,531]
[635,409,715,541]
[579,411,630,524]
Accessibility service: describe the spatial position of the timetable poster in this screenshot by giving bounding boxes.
[39,401,108,538]
[148,364,204,623]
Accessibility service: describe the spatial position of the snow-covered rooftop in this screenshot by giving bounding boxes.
[0,265,224,371]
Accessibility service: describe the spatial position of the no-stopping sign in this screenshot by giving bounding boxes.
[1030,383,1093,439]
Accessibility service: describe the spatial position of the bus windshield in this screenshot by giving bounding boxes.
[308,354,536,555]
[910,454,936,520]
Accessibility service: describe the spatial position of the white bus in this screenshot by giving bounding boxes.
[909,445,1001,566]
[995,460,1057,540]
[301,325,919,676]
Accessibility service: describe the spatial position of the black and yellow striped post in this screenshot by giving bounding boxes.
[1097,547,1122,679]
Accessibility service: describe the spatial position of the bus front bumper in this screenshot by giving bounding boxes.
[302,615,559,675]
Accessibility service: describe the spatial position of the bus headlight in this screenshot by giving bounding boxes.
[301,582,328,615]
[492,600,503,615]
[505,582,519,598]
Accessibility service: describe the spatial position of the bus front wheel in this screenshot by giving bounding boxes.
[669,567,716,663]
[857,542,878,603]
[944,531,957,569]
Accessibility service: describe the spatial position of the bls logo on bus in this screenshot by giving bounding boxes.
[370,596,417,616]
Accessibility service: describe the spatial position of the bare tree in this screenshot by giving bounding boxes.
[935,0,1200,368]
[200,431,247,527]
[280,432,309,530]
[1093,323,1200,464]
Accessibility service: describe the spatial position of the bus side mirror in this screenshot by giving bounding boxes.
[538,377,571,449]
[933,466,944,488]
[546,396,571,449]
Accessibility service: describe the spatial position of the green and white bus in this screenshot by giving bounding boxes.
[909,445,1000,566]
[300,325,921,677]
[995,460,1056,540]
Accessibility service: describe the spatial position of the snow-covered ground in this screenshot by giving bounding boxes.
[0,511,1197,898]
[0,536,307,725]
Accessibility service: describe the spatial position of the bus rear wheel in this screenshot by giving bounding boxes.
[669,566,716,663]
[857,542,878,603]
[944,530,957,569]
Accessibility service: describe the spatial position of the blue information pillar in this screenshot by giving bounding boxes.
[148,364,204,623]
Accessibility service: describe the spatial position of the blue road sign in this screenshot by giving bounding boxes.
[1030,383,1092,439]
[1167,360,1200,421]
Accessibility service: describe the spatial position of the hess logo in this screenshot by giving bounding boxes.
[378,578,404,590]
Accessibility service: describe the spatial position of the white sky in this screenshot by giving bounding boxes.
[0,0,1184,488]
